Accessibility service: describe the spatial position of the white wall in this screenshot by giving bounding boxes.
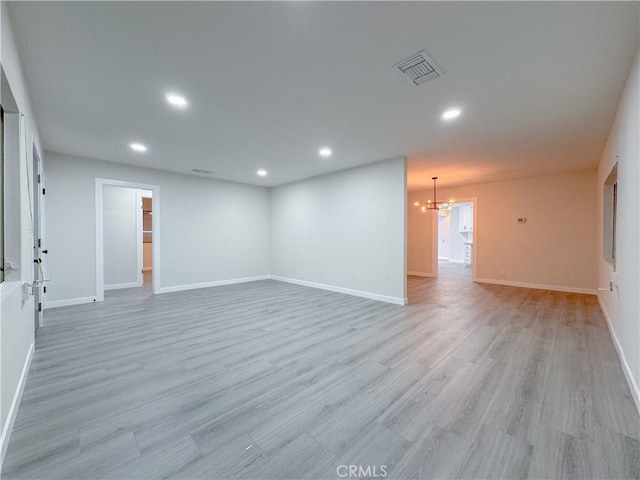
[0,2,43,463]
[408,169,598,292]
[270,158,407,304]
[103,186,140,288]
[448,206,466,263]
[44,153,270,304]
[407,207,436,277]
[437,212,450,259]
[596,47,640,411]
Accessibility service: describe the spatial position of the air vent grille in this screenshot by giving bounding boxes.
[394,50,443,86]
[192,169,215,175]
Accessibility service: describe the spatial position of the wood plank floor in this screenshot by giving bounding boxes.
[2,262,639,479]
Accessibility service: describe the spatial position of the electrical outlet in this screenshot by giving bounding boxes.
[500,270,506,278]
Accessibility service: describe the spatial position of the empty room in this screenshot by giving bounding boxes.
[1,2,639,479]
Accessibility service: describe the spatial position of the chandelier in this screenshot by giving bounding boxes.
[413,177,453,212]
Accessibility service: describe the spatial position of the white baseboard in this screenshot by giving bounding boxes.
[158,275,270,294]
[1,343,34,466]
[407,271,435,278]
[474,277,596,295]
[44,296,97,310]
[270,275,407,305]
[438,257,450,261]
[143,267,152,272]
[597,295,640,415]
[104,281,141,291]
[449,259,465,264]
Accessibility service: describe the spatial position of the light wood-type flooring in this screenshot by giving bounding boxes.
[2,262,639,479]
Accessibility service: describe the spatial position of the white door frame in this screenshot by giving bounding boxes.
[433,196,478,281]
[95,178,160,301]
[37,146,46,323]
[32,145,44,329]
[135,191,144,287]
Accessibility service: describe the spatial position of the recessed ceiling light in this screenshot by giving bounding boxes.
[319,147,332,158]
[166,93,188,108]
[257,169,268,176]
[442,108,462,121]
[129,142,147,152]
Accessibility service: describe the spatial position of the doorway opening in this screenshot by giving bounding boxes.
[140,193,153,288]
[95,179,160,301]
[436,199,477,281]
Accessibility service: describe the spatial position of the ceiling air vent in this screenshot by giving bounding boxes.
[192,169,215,175]
[394,50,443,86]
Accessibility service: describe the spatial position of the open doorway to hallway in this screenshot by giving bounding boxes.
[406,196,478,304]
[95,178,160,301]
[438,201,474,280]
[103,186,153,291]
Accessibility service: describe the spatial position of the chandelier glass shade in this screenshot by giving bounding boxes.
[413,177,453,212]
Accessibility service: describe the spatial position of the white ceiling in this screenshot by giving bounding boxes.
[7,1,639,190]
